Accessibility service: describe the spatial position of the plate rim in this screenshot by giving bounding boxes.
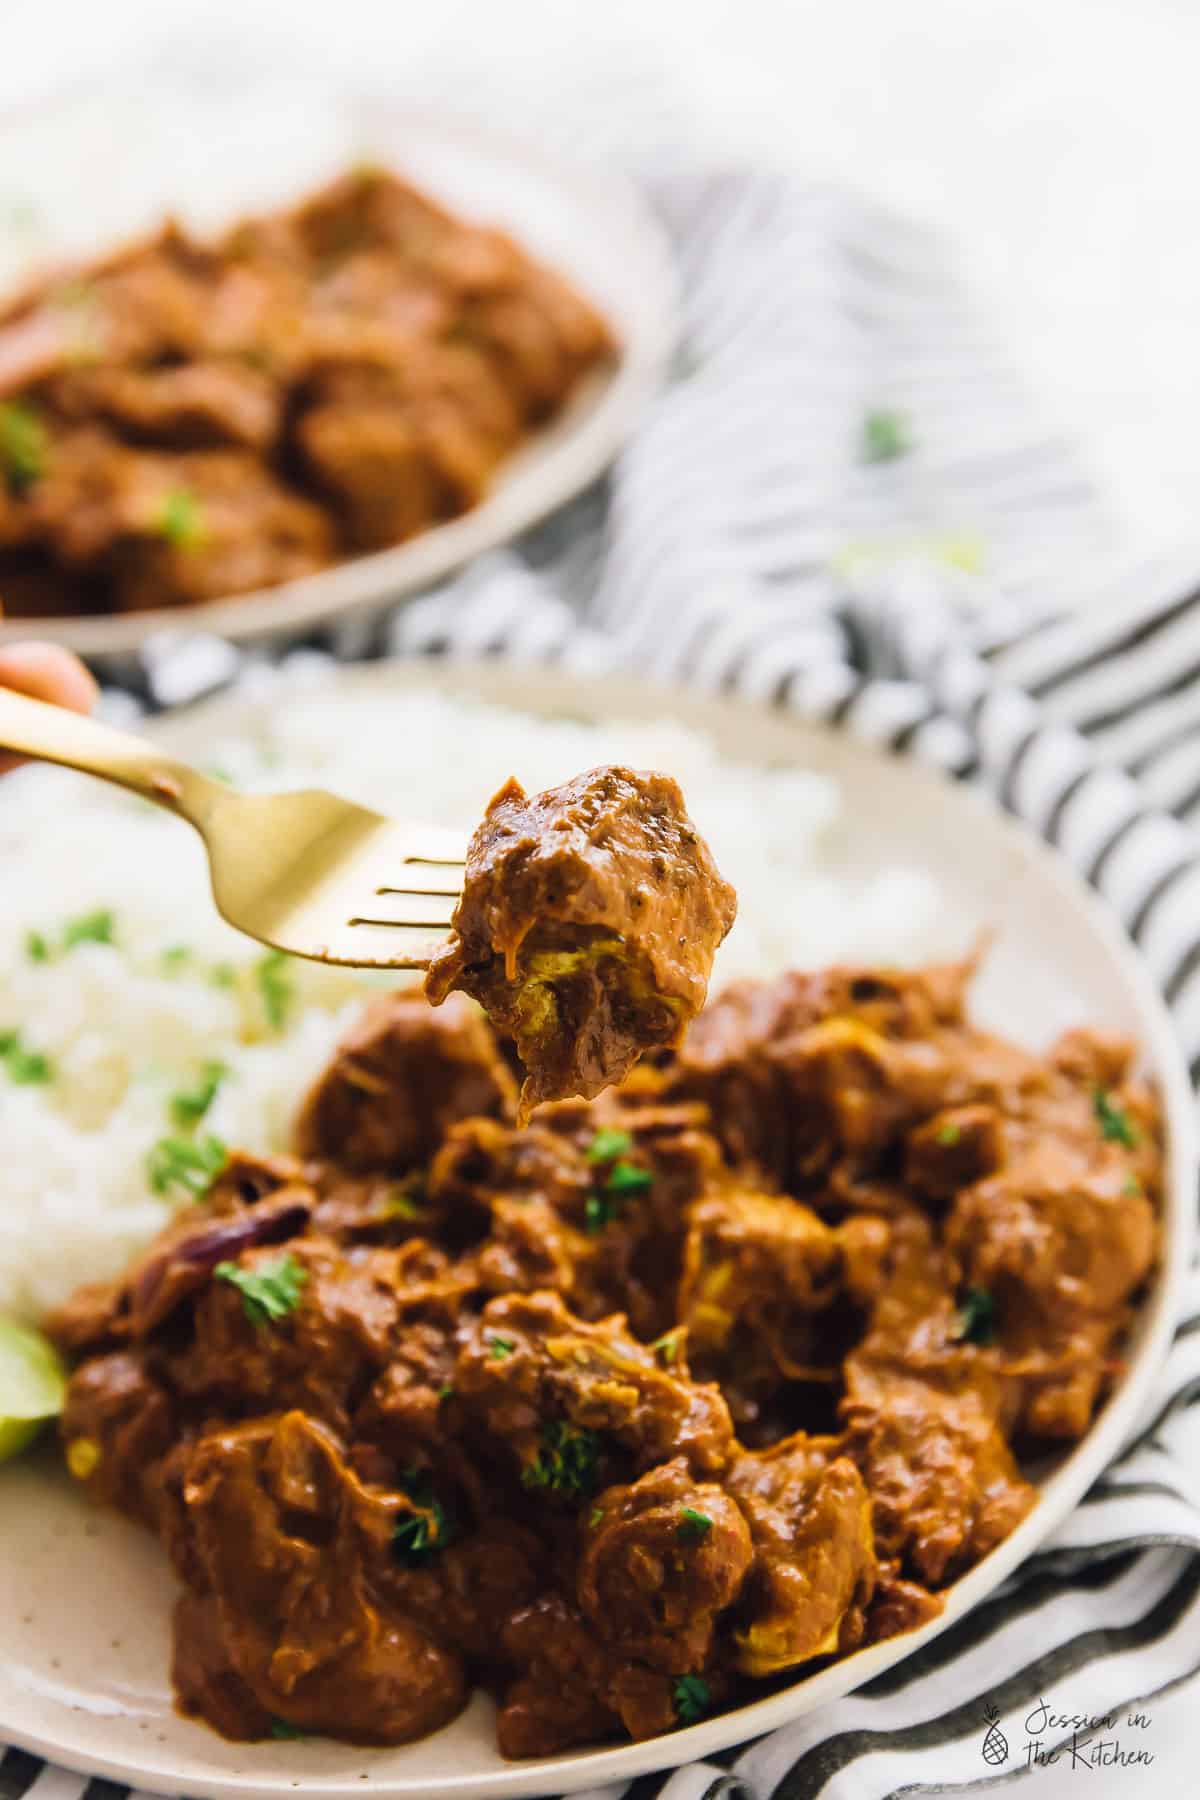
[1,659,1194,1800]
[0,100,678,659]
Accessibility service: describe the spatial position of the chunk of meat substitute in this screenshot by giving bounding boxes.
[174,1410,466,1742]
[294,989,517,1172]
[726,1433,878,1675]
[579,1458,752,1672]
[425,766,737,1120]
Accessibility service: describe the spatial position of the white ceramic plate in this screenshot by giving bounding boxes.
[0,78,677,661]
[0,662,1194,1800]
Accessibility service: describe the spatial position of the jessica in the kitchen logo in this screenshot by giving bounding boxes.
[981,1697,1156,1771]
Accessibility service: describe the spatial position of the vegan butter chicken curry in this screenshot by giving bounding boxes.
[0,166,614,618]
[47,945,1161,1753]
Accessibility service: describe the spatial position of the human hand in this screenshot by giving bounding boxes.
[0,642,98,774]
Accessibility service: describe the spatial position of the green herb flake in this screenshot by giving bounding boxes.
[3,1035,53,1084]
[861,408,911,465]
[269,1719,305,1741]
[521,1420,601,1499]
[936,1121,961,1146]
[215,1253,307,1327]
[0,400,48,495]
[392,1467,456,1565]
[22,911,116,962]
[210,961,237,989]
[586,1127,634,1164]
[160,944,192,971]
[169,1061,229,1130]
[586,1157,653,1233]
[255,949,295,1032]
[604,1159,653,1197]
[953,1285,996,1346]
[156,487,206,551]
[673,1674,711,1725]
[437,1382,455,1401]
[488,1335,517,1360]
[652,1330,681,1365]
[677,1506,713,1544]
[1094,1088,1138,1148]
[589,1505,605,1529]
[62,909,115,949]
[584,1192,613,1234]
[147,1133,228,1198]
[1122,1174,1142,1198]
[391,1502,450,1565]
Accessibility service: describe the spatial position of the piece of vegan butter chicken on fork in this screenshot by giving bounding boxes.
[425,765,738,1121]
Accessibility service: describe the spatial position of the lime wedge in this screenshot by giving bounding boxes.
[0,1317,67,1463]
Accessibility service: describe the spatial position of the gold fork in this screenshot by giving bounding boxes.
[0,688,466,969]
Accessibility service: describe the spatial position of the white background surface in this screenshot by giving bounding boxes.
[3,0,1200,1789]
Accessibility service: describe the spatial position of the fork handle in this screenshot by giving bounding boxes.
[0,687,223,826]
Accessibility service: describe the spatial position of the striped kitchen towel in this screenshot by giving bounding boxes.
[21,164,1200,1800]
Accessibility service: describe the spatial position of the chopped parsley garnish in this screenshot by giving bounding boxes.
[1122,1174,1142,1197]
[585,1193,616,1233]
[589,1505,605,1528]
[210,961,237,989]
[586,1127,633,1164]
[392,1501,451,1565]
[652,1330,681,1365]
[23,910,116,963]
[677,1507,713,1543]
[1094,1088,1138,1148]
[147,1132,228,1198]
[169,1061,228,1129]
[585,1157,653,1233]
[269,1719,304,1741]
[0,400,48,495]
[953,1285,996,1346]
[62,909,115,949]
[521,1420,601,1498]
[488,1335,517,1360]
[936,1121,961,1146]
[160,944,193,970]
[391,1467,457,1565]
[605,1160,653,1198]
[673,1674,711,1725]
[437,1382,455,1401]
[156,487,206,550]
[215,1253,307,1327]
[0,1029,53,1085]
[861,408,911,464]
[255,949,295,1032]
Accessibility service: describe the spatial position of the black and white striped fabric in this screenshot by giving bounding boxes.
[12,166,1200,1800]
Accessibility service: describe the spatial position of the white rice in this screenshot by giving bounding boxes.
[0,677,945,1323]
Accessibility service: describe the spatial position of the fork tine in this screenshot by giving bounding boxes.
[350,914,456,931]
[376,881,462,898]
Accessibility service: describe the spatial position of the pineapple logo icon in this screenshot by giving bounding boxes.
[981,1703,1009,1765]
